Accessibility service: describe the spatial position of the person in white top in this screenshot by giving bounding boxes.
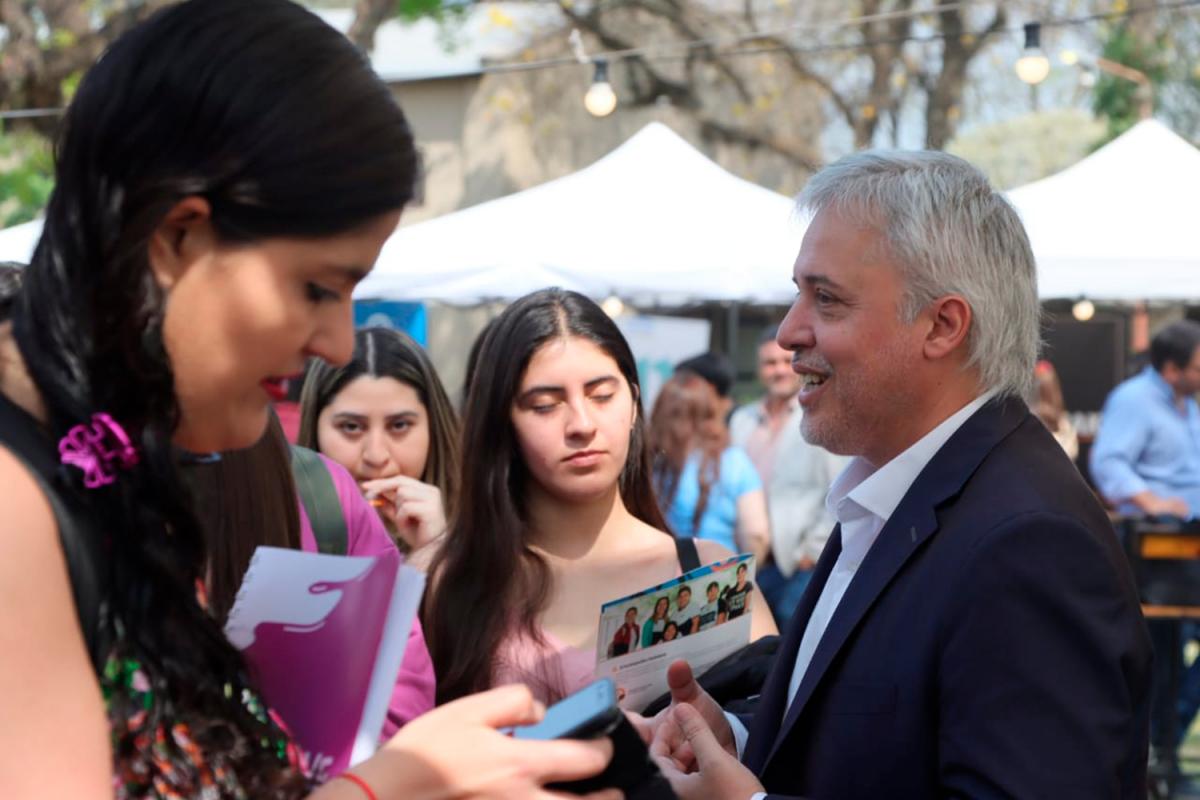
[633,151,1152,800]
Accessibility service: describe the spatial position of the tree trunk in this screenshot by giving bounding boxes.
[347,0,396,53]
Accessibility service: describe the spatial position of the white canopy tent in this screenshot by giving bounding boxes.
[1,125,804,305]
[356,122,804,306]
[9,120,1197,306]
[1007,119,1200,302]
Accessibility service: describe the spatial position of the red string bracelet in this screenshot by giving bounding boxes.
[337,771,378,800]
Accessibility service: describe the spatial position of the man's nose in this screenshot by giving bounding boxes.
[777,299,815,351]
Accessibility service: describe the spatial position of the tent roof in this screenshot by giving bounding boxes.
[356,122,805,305]
[1007,119,1200,301]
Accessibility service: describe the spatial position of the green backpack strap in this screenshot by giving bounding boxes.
[289,445,348,556]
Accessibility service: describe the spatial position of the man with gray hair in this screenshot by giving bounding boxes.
[640,151,1152,799]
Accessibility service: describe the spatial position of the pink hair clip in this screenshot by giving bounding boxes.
[58,413,140,489]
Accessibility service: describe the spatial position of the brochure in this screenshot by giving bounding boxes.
[595,553,756,711]
[224,546,425,781]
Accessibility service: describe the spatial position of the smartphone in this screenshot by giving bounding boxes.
[511,678,621,740]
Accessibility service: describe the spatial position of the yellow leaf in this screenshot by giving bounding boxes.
[487,7,515,28]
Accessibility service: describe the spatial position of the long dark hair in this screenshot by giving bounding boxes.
[425,288,668,704]
[184,413,302,626]
[297,326,461,526]
[9,1,416,794]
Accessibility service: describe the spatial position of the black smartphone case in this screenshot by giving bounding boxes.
[547,714,678,799]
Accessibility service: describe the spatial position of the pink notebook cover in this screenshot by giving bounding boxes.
[224,546,424,781]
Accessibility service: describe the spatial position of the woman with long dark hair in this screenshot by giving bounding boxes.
[425,288,775,708]
[298,327,460,570]
[0,2,612,797]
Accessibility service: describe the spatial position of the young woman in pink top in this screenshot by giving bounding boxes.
[425,289,776,708]
[298,327,460,572]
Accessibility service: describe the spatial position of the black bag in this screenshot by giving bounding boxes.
[641,634,780,717]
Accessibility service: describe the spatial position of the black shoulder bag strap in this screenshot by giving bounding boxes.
[289,445,348,555]
[673,536,701,573]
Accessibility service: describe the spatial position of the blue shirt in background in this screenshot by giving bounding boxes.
[1090,366,1200,517]
[665,446,762,553]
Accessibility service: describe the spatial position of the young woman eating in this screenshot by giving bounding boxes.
[299,327,460,571]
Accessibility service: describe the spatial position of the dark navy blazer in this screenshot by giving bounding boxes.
[742,396,1153,799]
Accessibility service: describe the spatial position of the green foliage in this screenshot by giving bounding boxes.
[1091,25,1166,146]
[394,0,468,22]
[0,129,54,228]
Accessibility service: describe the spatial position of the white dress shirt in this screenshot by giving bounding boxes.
[736,392,995,799]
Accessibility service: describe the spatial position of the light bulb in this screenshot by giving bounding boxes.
[1072,299,1095,322]
[585,59,617,117]
[601,295,626,317]
[1015,22,1051,85]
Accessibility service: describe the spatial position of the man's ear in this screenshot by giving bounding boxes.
[922,294,972,362]
[146,196,214,291]
[1161,361,1182,388]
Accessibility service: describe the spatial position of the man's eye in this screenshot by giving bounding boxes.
[306,282,340,303]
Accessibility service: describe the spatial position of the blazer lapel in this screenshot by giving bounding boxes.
[743,526,842,773]
[759,396,1030,771]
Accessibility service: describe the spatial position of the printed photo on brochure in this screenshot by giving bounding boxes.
[594,552,756,711]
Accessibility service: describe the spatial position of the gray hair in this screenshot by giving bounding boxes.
[797,150,1039,400]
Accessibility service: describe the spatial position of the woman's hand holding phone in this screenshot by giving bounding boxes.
[355,685,621,799]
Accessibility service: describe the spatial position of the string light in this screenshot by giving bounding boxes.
[480,0,1200,77]
[584,60,617,117]
[600,295,626,317]
[1015,22,1051,85]
[3,0,1199,120]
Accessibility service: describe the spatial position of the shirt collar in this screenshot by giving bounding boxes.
[827,390,998,526]
[1145,365,1178,404]
[754,392,801,422]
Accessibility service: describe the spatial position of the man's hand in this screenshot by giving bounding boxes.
[651,703,764,800]
[1132,491,1191,518]
[626,660,735,768]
